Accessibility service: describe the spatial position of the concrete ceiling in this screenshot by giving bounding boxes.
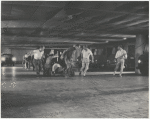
[1,1,149,49]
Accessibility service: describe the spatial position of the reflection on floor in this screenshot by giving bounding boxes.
[1,67,148,118]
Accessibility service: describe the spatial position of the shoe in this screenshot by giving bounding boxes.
[79,72,81,76]
[119,74,122,77]
[83,72,86,77]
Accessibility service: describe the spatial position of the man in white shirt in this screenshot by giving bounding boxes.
[113,45,127,77]
[79,45,94,76]
[23,53,30,69]
[32,46,45,76]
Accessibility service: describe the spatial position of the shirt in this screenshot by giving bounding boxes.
[33,50,44,60]
[76,47,82,58]
[115,49,127,59]
[82,49,93,59]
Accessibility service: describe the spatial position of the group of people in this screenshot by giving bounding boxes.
[22,44,127,77]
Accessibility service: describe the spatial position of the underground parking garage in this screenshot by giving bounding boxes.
[1,1,149,118]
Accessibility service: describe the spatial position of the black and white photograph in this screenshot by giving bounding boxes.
[1,1,149,118]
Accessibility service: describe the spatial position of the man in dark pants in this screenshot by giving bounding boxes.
[32,46,45,76]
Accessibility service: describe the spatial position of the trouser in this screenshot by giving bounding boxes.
[44,63,52,76]
[25,60,30,69]
[80,58,90,73]
[33,59,42,74]
[22,60,25,68]
[114,59,125,74]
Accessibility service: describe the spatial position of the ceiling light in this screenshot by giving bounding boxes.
[106,41,109,43]
[123,38,127,40]
[81,32,84,35]
[68,15,73,19]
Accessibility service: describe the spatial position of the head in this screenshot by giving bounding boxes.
[39,46,44,52]
[80,45,83,50]
[36,46,40,50]
[117,45,123,50]
[74,44,80,49]
[49,49,54,55]
[83,45,88,50]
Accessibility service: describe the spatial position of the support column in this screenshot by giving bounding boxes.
[135,34,148,74]
[124,42,128,53]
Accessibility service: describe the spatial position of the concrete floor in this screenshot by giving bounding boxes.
[1,67,149,118]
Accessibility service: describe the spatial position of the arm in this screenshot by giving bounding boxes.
[115,51,119,59]
[91,54,94,63]
[52,54,59,58]
[60,50,67,59]
[29,51,35,56]
[41,53,45,59]
[89,50,94,63]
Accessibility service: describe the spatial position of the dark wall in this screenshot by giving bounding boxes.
[89,39,136,62]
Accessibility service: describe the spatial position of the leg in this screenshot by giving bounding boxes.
[114,60,121,75]
[64,58,69,76]
[49,65,52,76]
[40,60,44,71]
[25,60,27,69]
[80,62,86,75]
[31,57,35,71]
[28,61,31,69]
[22,60,25,68]
[37,60,41,74]
[33,59,40,75]
[33,59,36,71]
[32,61,35,71]
[68,63,72,76]
[120,59,125,77]
[83,62,89,76]
[26,61,29,69]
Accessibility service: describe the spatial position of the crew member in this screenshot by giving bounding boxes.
[23,53,29,70]
[113,45,127,77]
[79,45,94,76]
[32,46,45,76]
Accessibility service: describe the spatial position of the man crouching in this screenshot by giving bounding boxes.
[43,50,58,76]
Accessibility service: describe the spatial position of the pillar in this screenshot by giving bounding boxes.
[124,42,128,53]
[135,34,148,74]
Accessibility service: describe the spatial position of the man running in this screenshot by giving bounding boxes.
[79,45,94,76]
[113,45,127,77]
[32,46,45,76]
